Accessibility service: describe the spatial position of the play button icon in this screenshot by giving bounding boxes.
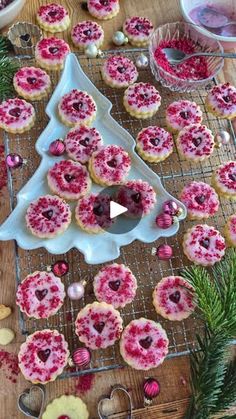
[93,186,143,235]
[110,201,127,219]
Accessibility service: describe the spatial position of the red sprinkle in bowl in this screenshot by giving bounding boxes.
[149,21,224,93]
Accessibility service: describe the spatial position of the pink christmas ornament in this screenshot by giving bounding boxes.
[143,377,160,405]
[5,153,24,169]
[156,213,173,229]
[52,260,69,277]
[71,347,91,368]
[162,200,179,216]
[67,281,86,300]
[155,244,173,260]
[49,139,65,156]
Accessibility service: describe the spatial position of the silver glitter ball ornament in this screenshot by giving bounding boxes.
[112,31,128,46]
[214,130,231,148]
[136,53,149,68]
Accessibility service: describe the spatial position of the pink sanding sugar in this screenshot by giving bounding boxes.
[154,38,209,81]
[0,350,20,383]
[75,373,95,395]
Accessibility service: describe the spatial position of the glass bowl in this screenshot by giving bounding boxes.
[149,21,224,93]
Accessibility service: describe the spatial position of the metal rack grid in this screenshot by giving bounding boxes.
[2,48,236,378]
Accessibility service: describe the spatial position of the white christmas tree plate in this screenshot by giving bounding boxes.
[0,53,186,264]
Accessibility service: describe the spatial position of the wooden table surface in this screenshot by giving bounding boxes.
[0,1,236,418]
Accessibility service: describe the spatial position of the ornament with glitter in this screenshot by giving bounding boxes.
[143,377,160,406]
[6,153,26,169]
[49,260,69,277]
[163,200,179,216]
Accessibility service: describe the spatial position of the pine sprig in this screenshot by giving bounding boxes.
[182,250,236,419]
[0,36,19,102]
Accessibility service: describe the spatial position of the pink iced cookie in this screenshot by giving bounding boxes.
[18,330,69,384]
[71,20,104,50]
[36,3,70,33]
[26,194,71,239]
[183,224,226,266]
[179,181,219,220]
[206,82,236,120]
[176,124,214,162]
[0,97,35,134]
[75,193,114,234]
[153,276,195,321]
[75,301,123,349]
[101,55,138,88]
[93,263,137,308]
[16,271,65,319]
[87,0,119,20]
[64,125,102,164]
[47,159,91,201]
[89,144,131,186]
[123,82,161,119]
[35,37,70,70]
[123,16,154,46]
[166,100,203,134]
[136,126,174,163]
[225,214,236,247]
[212,161,236,200]
[120,318,169,371]
[58,89,97,127]
[116,179,156,218]
[13,66,51,101]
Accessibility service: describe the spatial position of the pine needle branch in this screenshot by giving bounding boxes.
[0,36,19,102]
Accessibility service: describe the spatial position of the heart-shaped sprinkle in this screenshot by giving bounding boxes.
[9,107,21,118]
[135,23,144,31]
[169,290,181,304]
[27,77,37,85]
[64,174,75,183]
[180,111,190,120]
[117,66,126,74]
[223,95,230,103]
[37,349,51,362]
[42,210,53,220]
[48,10,58,17]
[107,158,117,168]
[150,137,160,146]
[93,204,104,216]
[20,33,31,42]
[80,137,90,147]
[49,47,59,54]
[83,29,92,36]
[200,238,210,249]
[139,336,152,349]
[195,194,206,205]
[108,280,121,291]
[131,192,141,203]
[229,173,236,182]
[192,137,202,147]
[93,321,105,334]
[73,102,83,112]
[35,289,48,301]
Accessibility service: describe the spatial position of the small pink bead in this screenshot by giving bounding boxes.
[5,153,23,169]
[156,244,173,260]
[49,139,65,156]
[162,200,179,216]
[72,347,91,367]
[67,282,85,300]
[52,260,69,277]
[156,213,173,229]
[143,377,160,400]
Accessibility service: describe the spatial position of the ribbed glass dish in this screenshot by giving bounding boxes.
[149,21,224,92]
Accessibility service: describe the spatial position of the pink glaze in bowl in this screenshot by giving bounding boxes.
[180,0,236,50]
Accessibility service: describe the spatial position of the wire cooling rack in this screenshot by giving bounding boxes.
[2,48,236,378]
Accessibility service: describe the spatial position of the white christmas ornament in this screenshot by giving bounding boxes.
[85,44,102,58]
[112,31,128,46]
[136,53,149,68]
[214,130,231,147]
